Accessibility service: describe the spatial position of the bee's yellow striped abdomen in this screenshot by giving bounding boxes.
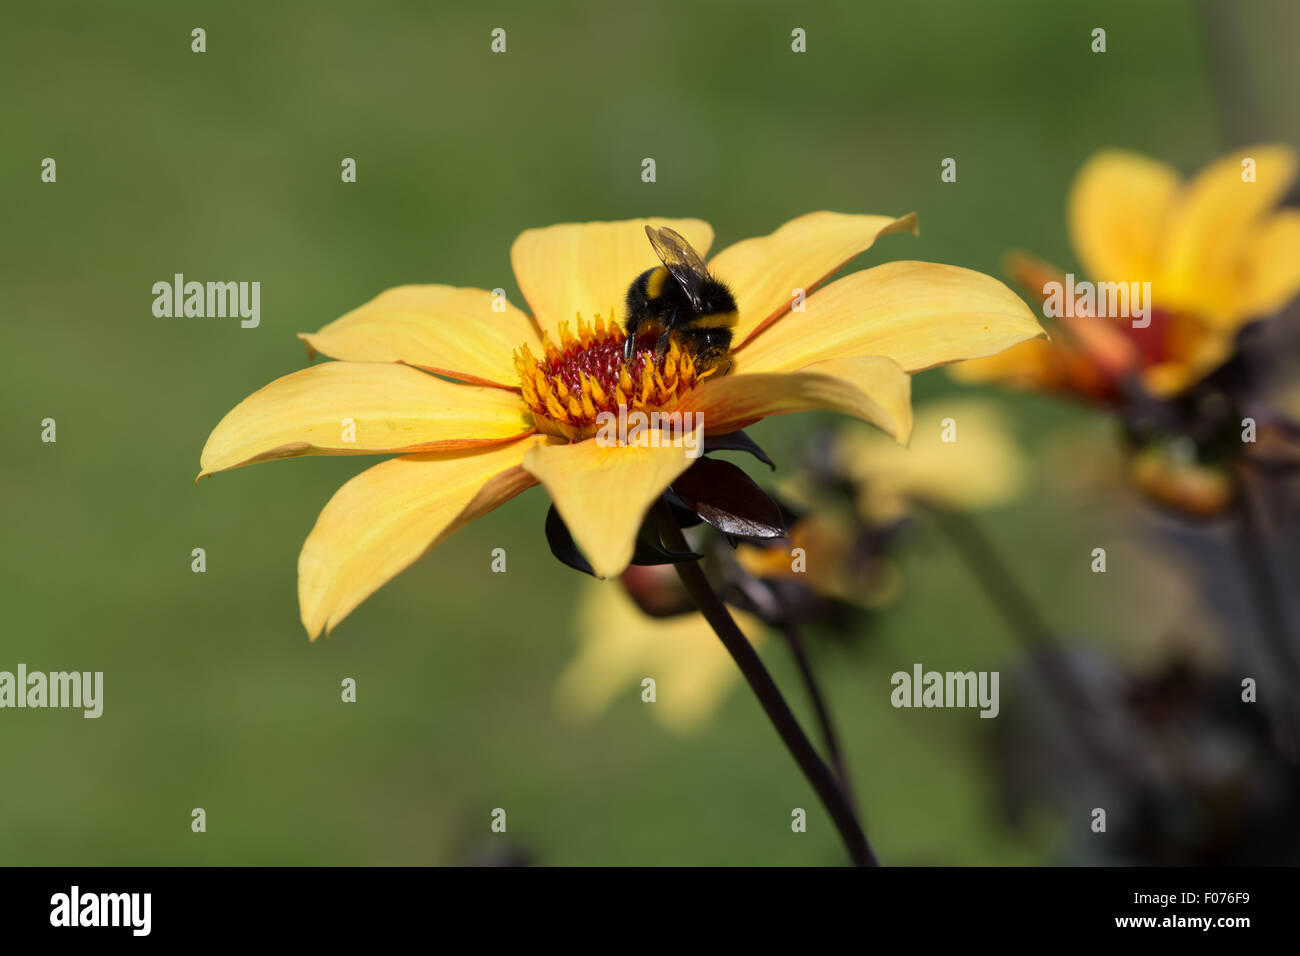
[689,310,738,329]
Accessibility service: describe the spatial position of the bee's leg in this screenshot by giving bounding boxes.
[654,307,678,362]
[699,353,732,379]
[700,331,735,378]
[620,314,638,363]
[654,330,672,360]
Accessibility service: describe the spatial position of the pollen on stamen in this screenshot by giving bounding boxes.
[513,311,706,440]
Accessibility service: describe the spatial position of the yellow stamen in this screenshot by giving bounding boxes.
[515,316,722,440]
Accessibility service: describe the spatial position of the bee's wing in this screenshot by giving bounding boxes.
[645,225,710,310]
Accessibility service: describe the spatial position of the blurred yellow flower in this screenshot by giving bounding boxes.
[554,577,766,734]
[829,397,1029,524]
[955,145,1300,401]
[198,214,1043,639]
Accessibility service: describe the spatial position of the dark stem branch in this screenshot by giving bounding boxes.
[716,549,856,801]
[1196,0,1262,147]
[778,619,854,802]
[1232,467,1300,753]
[654,501,878,866]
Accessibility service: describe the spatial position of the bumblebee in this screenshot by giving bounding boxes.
[623,225,738,375]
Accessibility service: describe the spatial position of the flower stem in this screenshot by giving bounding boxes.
[778,619,855,802]
[717,552,856,800]
[654,501,878,866]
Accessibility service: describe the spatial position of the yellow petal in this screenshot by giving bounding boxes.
[1158,144,1297,320]
[1067,150,1181,284]
[833,397,1027,521]
[511,218,714,338]
[711,211,918,349]
[299,436,549,639]
[199,362,533,478]
[554,580,764,734]
[1140,326,1235,398]
[522,434,698,579]
[735,260,1045,375]
[679,355,913,442]
[1233,209,1300,322]
[299,285,542,388]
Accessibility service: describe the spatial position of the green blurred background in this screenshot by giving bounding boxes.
[3,0,1296,865]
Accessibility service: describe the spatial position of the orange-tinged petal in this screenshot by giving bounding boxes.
[1158,144,1297,320]
[198,362,533,478]
[1233,209,1300,323]
[1066,315,1141,380]
[521,434,698,579]
[735,260,1045,375]
[711,211,918,349]
[951,329,1144,403]
[1004,250,1069,305]
[948,336,1067,391]
[511,218,714,338]
[299,436,551,639]
[679,355,913,441]
[299,285,542,388]
[1067,150,1180,284]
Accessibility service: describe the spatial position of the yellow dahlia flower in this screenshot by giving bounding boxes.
[956,145,1300,401]
[198,213,1043,638]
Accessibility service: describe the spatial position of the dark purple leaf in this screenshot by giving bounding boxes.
[545,504,700,578]
[631,511,702,565]
[544,505,596,576]
[703,430,776,470]
[672,458,787,539]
